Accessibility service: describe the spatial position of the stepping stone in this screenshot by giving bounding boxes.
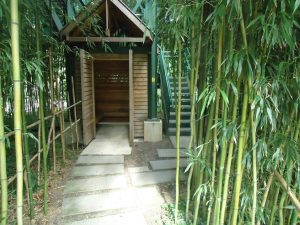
[150,159,188,170]
[63,212,147,225]
[62,189,136,217]
[64,174,128,194]
[128,166,150,173]
[169,136,190,148]
[76,155,124,165]
[62,187,163,217]
[157,149,187,158]
[81,140,131,155]
[130,170,176,186]
[71,164,124,177]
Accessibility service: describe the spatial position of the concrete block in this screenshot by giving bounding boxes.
[64,175,128,194]
[130,170,176,186]
[64,212,147,225]
[71,164,124,177]
[150,159,188,170]
[128,166,150,173]
[169,136,190,148]
[62,187,163,217]
[76,155,124,165]
[157,149,187,158]
[62,189,136,217]
[144,120,162,142]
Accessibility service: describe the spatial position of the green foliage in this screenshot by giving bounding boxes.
[157,0,300,224]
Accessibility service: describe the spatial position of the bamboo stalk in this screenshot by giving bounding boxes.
[274,171,300,211]
[174,40,182,225]
[35,1,48,213]
[0,77,8,225]
[11,0,24,223]
[7,119,80,186]
[37,112,41,185]
[71,77,79,151]
[209,17,224,225]
[49,48,56,172]
[67,95,74,151]
[57,67,66,162]
[231,82,249,225]
[21,82,34,219]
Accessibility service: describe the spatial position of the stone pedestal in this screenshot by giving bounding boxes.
[144,120,162,142]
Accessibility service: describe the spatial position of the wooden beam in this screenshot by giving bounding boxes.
[93,53,129,60]
[105,0,110,36]
[66,36,146,43]
[60,0,104,37]
[110,0,152,39]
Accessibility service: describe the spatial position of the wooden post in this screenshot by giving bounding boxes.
[129,49,134,145]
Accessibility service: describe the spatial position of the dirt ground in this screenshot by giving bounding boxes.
[17,135,184,225]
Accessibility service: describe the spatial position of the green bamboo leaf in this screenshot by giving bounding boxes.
[24,132,39,144]
[294,0,300,13]
[220,89,229,106]
[267,107,275,131]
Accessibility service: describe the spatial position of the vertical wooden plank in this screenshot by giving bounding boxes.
[91,59,96,137]
[80,49,87,145]
[80,49,96,145]
[129,49,134,145]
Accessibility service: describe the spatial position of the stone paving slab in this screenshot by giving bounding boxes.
[150,158,188,170]
[169,136,190,148]
[62,187,164,217]
[76,155,124,165]
[128,166,150,173]
[62,189,136,217]
[157,149,187,158]
[64,212,147,225]
[64,174,128,194]
[81,140,131,155]
[70,164,124,177]
[130,170,176,186]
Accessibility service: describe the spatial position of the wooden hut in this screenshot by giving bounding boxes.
[60,0,155,145]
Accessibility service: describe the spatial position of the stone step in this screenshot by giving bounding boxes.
[157,149,187,158]
[70,164,124,178]
[168,119,190,128]
[64,174,128,194]
[170,111,190,119]
[130,170,176,186]
[150,159,188,170]
[62,187,164,217]
[169,136,190,149]
[63,212,147,225]
[128,166,150,173]
[167,127,191,136]
[76,155,124,165]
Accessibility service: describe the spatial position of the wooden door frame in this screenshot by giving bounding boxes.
[129,49,134,145]
[91,52,133,145]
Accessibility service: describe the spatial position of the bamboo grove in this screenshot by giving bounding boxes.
[157,0,300,224]
[0,0,81,224]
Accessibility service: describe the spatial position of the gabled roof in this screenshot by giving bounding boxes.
[60,0,152,44]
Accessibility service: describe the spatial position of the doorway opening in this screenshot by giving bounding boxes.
[94,60,129,124]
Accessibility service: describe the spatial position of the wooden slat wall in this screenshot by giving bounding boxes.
[94,60,129,122]
[133,54,148,138]
[80,50,96,145]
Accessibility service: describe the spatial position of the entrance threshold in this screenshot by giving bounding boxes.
[97,122,129,125]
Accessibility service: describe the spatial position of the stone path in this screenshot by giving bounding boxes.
[61,125,188,225]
